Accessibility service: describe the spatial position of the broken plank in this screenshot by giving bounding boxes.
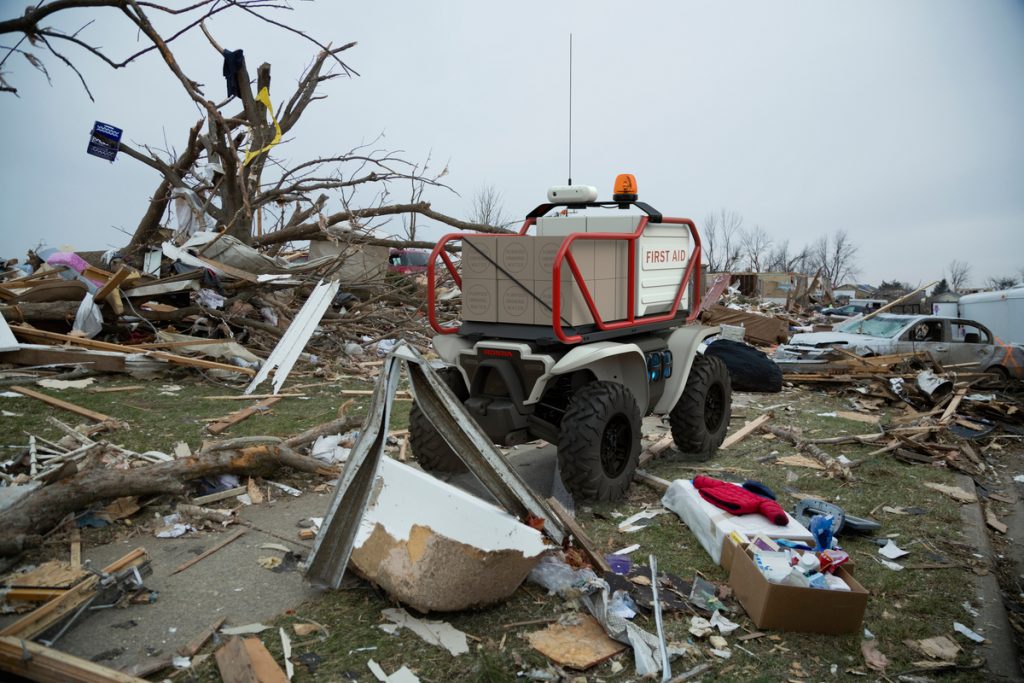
[633,468,671,493]
[834,410,881,425]
[546,498,612,574]
[171,529,246,575]
[2,588,66,602]
[9,386,112,423]
[69,527,81,570]
[638,433,675,467]
[0,347,127,373]
[9,326,255,377]
[985,507,1008,534]
[720,413,772,450]
[89,385,144,393]
[207,397,282,435]
[178,617,227,657]
[192,486,247,506]
[338,389,412,399]
[93,266,132,303]
[215,636,288,683]
[203,393,305,400]
[939,388,967,424]
[0,635,147,683]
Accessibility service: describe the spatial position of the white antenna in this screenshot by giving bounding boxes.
[567,33,573,186]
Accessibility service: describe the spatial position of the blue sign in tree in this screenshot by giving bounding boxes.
[87,121,122,162]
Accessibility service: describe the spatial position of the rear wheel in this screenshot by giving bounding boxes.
[670,355,732,460]
[558,381,642,502]
[409,367,469,473]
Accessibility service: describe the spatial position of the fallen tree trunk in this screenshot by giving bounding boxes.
[762,424,854,481]
[0,443,333,556]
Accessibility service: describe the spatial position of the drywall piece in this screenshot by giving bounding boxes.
[245,279,340,395]
[527,615,627,670]
[351,457,547,612]
[380,608,469,656]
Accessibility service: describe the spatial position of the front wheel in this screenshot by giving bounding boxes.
[557,381,642,502]
[670,355,732,460]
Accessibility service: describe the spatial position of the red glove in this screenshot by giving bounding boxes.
[693,475,788,526]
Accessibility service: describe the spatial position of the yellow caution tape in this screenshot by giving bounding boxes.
[242,86,282,166]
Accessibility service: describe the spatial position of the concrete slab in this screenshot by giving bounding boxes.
[956,474,1022,681]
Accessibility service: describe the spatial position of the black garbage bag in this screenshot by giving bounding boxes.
[704,339,783,393]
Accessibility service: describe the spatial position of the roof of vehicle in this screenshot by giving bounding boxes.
[959,284,1024,304]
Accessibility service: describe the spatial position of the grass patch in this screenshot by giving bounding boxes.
[0,375,999,681]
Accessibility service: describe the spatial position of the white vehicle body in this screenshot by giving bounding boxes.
[957,285,1024,345]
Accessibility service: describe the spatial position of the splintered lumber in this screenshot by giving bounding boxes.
[207,397,282,435]
[860,281,939,321]
[9,326,255,376]
[763,424,854,481]
[546,498,612,574]
[171,529,246,575]
[0,635,148,682]
[178,617,227,657]
[0,445,326,555]
[634,469,671,493]
[93,266,132,303]
[0,346,127,373]
[0,549,147,640]
[638,433,675,466]
[939,388,967,424]
[215,636,289,683]
[9,386,112,423]
[720,413,772,449]
[3,588,66,602]
[192,486,247,506]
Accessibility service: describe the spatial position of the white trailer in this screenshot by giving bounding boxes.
[958,285,1024,344]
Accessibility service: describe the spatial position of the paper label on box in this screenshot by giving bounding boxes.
[502,287,530,317]
[499,240,531,278]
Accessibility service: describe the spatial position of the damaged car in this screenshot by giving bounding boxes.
[774,314,1023,379]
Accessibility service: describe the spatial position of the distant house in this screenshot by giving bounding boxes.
[708,271,809,306]
[834,282,877,300]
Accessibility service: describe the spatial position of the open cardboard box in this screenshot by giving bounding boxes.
[726,539,868,634]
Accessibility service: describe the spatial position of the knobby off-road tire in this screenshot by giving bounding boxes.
[557,381,642,502]
[670,354,732,460]
[409,367,469,473]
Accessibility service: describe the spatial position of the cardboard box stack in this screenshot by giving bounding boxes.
[461,227,625,327]
[459,212,691,327]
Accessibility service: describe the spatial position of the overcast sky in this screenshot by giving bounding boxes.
[1,1,1022,288]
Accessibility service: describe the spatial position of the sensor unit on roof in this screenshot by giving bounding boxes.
[547,185,598,204]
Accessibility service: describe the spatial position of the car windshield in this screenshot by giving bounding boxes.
[835,316,908,338]
[401,251,430,266]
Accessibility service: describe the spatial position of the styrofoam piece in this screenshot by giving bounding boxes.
[662,479,813,564]
[354,457,546,555]
[350,456,548,612]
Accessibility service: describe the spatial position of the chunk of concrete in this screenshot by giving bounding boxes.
[349,457,549,612]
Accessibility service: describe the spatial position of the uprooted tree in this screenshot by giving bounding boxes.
[2,0,512,258]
